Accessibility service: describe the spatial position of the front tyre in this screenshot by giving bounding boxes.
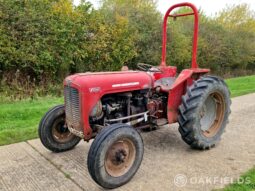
[178,76,231,150]
[87,123,144,189]
[38,105,81,152]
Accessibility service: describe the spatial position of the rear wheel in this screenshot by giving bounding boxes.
[38,105,81,152]
[178,76,231,149]
[87,123,143,189]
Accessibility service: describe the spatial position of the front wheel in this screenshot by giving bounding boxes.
[178,76,231,149]
[38,105,81,152]
[87,123,144,189]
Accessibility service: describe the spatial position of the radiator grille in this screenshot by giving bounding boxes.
[64,86,81,127]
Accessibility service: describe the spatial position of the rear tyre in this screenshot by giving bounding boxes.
[178,76,231,150]
[87,123,144,189]
[38,105,81,152]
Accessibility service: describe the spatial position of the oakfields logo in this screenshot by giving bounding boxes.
[174,174,188,187]
[174,174,251,187]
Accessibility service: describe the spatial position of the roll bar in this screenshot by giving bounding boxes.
[160,2,199,69]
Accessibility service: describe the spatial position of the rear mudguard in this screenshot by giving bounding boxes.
[167,68,209,123]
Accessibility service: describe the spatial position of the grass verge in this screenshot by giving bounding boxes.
[225,75,255,97]
[0,96,63,145]
[219,167,255,191]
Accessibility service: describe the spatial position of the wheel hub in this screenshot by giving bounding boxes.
[114,149,127,164]
[105,139,136,177]
[200,92,225,137]
[52,117,75,143]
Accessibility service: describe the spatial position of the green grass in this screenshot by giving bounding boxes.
[226,75,255,97]
[220,167,255,191]
[0,96,63,145]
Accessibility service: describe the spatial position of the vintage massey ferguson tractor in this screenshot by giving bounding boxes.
[39,2,231,189]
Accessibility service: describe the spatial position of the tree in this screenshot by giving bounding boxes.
[215,4,255,74]
[99,0,162,68]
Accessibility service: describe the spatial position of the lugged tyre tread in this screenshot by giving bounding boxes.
[178,75,231,150]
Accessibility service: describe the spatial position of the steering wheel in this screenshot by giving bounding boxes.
[137,63,162,72]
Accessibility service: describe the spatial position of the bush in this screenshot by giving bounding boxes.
[0,0,254,99]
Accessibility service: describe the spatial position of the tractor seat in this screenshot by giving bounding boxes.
[154,77,176,92]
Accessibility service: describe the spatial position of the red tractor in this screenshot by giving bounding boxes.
[39,3,231,189]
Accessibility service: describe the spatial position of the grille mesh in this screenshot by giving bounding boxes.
[64,86,81,127]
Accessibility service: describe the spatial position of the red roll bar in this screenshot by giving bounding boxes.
[161,2,199,69]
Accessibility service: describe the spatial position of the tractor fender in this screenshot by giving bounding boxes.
[167,68,209,123]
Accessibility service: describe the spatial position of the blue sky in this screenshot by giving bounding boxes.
[73,0,255,16]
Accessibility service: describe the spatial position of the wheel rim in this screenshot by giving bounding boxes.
[52,116,75,143]
[105,138,136,177]
[200,92,226,138]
